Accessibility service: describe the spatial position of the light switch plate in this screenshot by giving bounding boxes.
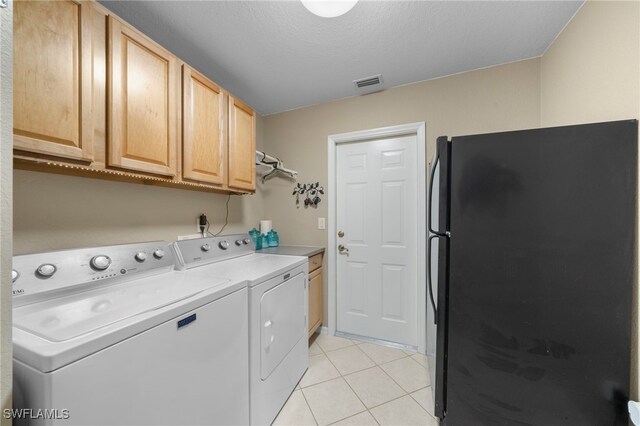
[318,217,326,230]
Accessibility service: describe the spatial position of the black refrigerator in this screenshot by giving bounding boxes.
[426,120,638,425]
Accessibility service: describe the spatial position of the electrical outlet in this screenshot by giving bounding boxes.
[197,213,207,233]
[318,217,326,230]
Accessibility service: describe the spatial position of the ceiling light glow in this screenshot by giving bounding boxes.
[301,0,358,18]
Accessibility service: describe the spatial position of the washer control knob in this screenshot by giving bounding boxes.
[135,252,147,262]
[90,255,111,271]
[235,240,243,246]
[243,238,251,245]
[219,241,230,250]
[201,244,211,252]
[153,249,165,259]
[12,270,19,283]
[36,263,57,278]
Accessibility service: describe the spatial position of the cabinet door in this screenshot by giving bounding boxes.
[14,0,93,162]
[228,96,256,191]
[108,16,177,177]
[182,65,227,185]
[308,268,323,337]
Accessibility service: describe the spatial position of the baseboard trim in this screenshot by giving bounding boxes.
[334,330,419,353]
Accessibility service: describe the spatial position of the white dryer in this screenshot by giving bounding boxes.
[174,234,309,426]
[12,241,249,426]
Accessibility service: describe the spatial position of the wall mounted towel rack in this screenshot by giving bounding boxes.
[255,150,298,183]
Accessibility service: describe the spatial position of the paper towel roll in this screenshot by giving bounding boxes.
[260,220,272,234]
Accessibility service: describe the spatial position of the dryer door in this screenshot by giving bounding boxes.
[260,272,306,380]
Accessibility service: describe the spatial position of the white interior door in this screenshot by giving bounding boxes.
[336,134,418,346]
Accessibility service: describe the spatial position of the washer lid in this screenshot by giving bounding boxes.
[13,272,230,342]
[186,253,307,286]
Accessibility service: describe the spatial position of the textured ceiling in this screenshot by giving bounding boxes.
[99,1,583,115]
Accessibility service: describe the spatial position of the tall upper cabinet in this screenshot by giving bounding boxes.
[14,0,93,162]
[182,65,227,186]
[108,16,178,177]
[228,97,256,191]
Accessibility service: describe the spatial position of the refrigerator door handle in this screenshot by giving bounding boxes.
[429,154,447,237]
[427,233,449,325]
[427,234,440,324]
[428,149,450,325]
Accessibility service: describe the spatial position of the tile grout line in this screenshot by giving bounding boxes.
[323,341,376,376]
[306,336,368,425]
[303,335,329,425]
[385,351,435,419]
[304,335,433,425]
[299,369,342,390]
[318,336,418,398]
[335,371,382,425]
[357,342,411,362]
[407,386,439,423]
[362,349,434,415]
[323,338,414,424]
[406,353,426,368]
[340,373,375,424]
[298,385,321,426]
[301,351,342,390]
[321,343,370,424]
[376,356,421,396]
[365,352,411,368]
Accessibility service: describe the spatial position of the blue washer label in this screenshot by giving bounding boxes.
[177,313,196,329]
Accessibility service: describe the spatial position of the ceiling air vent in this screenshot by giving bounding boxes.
[353,74,383,91]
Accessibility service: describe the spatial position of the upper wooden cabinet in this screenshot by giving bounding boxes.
[13,0,93,162]
[182,65,227,186]
[228,96,256,191]
[108,16,178,177]
[14,1,257,194]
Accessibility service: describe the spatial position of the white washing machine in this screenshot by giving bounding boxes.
[12,241,249,426]
[174,234,309,426]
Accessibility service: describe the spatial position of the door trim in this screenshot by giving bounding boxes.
[327,122,427,353]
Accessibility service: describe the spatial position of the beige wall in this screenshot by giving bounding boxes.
[539,0,640,400]
[263,58,542,245]
[540,1,639,126]
[13,116,266,254]
[262,58,542,323]
[1,0,12,422]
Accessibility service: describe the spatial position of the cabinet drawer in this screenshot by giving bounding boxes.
[308,253,323,273]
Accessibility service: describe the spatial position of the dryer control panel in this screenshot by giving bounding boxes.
[12,241,175,305]
[173,234,255,270]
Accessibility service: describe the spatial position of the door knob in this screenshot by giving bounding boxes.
[338,244,349,254]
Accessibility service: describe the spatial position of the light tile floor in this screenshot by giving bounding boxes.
[273,334,439,426]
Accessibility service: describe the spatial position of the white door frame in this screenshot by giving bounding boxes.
[327,122,427,353]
